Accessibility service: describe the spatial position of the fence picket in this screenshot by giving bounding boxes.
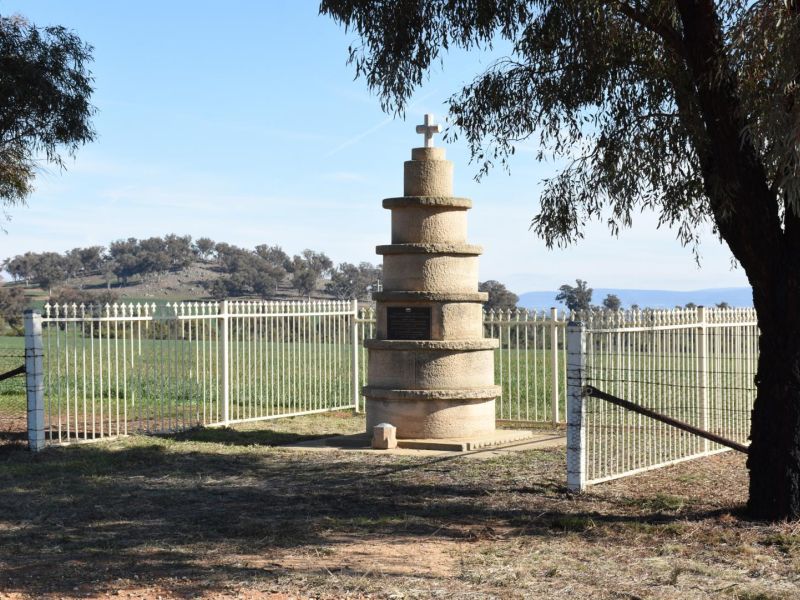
[31,299,581,447]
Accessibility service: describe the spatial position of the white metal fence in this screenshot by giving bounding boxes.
[37,300,361,445]
[24,300,569,447]
[567,307,758,490]
[486,308,568,423]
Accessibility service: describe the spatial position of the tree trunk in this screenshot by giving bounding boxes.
[747,275,800,519]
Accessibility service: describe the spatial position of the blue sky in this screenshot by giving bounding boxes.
[0,1,749,293]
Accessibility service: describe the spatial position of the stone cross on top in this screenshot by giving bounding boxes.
[416,113,442,148]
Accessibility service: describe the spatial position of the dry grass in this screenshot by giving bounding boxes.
[0,411,798,599]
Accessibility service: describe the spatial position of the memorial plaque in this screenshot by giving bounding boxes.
[387,307,431,340]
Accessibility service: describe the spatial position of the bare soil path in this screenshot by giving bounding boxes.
[0,412,796,599]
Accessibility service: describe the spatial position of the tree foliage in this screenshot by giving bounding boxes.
[327,262,382,300]
[209,243,288,298]
[602,293,622,311]
[556,279,593,312]
[0,15,95,209]
[479,279,519,311]
[193,237,216,261]
[290,250,334,297]
[320,0,800,519]
[0,285,28,333]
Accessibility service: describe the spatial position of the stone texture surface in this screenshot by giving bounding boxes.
[367,347,496,390]
[373,291,488,303]
[404,159,453,196]
[372,423,398,449]
[391,207,468,244]
[382,254,479,293]
[366,397,496,439]
[364,138,498,441]
[362,385,502,401]
[383,196,472,208]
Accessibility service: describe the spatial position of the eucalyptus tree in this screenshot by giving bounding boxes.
[556,279,593,312]
[602,294,623,311]
[0,15,95,208]
[479,280,519,312]
[320,0,800,519]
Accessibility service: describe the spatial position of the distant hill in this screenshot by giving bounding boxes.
[518,287,753,311]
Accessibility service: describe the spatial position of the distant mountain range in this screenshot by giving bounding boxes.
[518,287,753,310]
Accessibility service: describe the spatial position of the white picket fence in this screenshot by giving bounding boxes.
[567,307,758,490]
[25,300,570,447]
[34,300,361,445]
[24,300,760,491]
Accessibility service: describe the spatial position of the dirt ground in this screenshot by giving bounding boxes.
[0,412,798,599]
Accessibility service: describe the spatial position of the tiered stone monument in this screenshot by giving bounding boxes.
[365,115,531,449]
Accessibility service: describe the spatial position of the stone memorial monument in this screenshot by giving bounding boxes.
[364,115,531,449]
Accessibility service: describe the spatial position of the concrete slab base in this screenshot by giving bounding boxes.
[285,429,565,458]
[396,429,536,451]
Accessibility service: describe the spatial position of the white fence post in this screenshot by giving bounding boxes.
[24,310,45,451]
[566,320,586,492]
[351,298,360,413]
[550,307,560,424]
[220,300,230,425]
[697,305,709,452]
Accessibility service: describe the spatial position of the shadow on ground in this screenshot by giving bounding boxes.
[0,436,746,598]
[167,426,337,446]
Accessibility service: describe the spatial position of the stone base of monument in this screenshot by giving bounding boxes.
[283,428,540,453]
[393,429,536,452]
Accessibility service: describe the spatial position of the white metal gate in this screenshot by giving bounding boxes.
[37,299,361,445]
[567,307,758,490]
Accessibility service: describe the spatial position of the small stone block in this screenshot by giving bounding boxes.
[372,423,397,450]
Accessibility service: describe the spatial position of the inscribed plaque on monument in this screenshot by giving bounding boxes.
[387,307,431,340]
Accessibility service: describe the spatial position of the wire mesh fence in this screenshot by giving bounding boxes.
[568,307,757,489]
[0,335,26,449]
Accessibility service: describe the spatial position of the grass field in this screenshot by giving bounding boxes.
[0,410,796,599]
[0,326,570,444]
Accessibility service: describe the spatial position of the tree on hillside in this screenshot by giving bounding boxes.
[4,252,37,285]
[68,246,105,278]
[31,252,67,296]
[0,15,95,210]
[108,238,141,285]
[556,279,593,312]
[209,244,286,298]
[163,234,193,270]
[320,0,800,518]
[292,268,319,298]
[290,250,333,298]
[327,262,382,300]
[602,294,622,311]
[479,280,519,312]
[0,285,28,334]
[255,244,290,290]
[193,237,216,261]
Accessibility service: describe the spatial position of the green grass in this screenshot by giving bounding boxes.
[3,323,572,441]
[0,336,25,425]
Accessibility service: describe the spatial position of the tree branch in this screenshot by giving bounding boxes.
[674,0,782,290]
[609,1,684,54]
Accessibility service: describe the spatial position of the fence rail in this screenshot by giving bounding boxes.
[15,300,570,448]
[567,307,758,490]
[0,335,26,449]
[38,299,361,445]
